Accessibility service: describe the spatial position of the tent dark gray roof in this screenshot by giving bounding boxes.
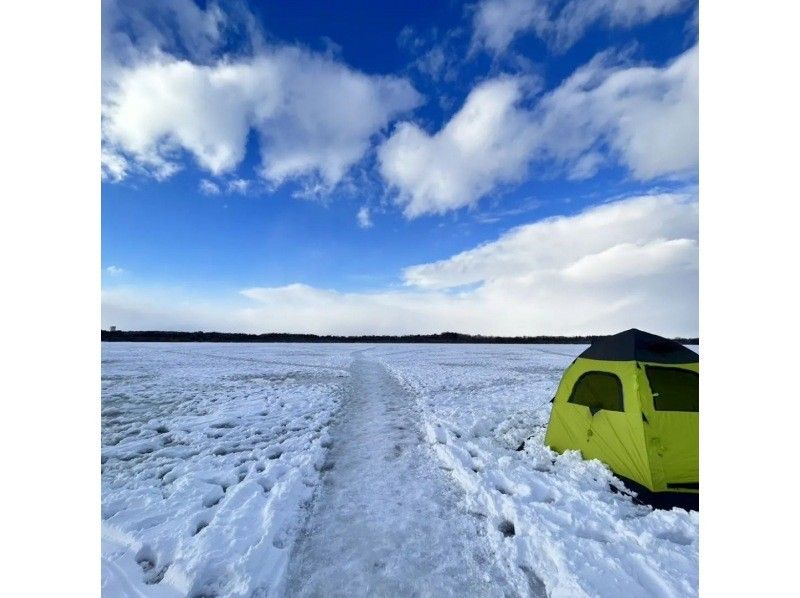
[579,329,698,364]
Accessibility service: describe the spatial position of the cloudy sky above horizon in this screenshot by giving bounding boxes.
[102,0,698,337]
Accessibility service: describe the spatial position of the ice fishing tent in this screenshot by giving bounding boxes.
[545,329,698,510]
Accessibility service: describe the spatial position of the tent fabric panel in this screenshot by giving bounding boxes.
[637,362,699,491]
[579,328,698,364]
[546,359,653,489]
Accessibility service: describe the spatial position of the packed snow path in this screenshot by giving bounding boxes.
[285,353,515,597]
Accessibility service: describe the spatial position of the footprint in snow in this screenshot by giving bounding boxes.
[498,520,516,537]
[317,458,335,472]
[202,494,223,508]
[495,484,513,496]
[193,520,209,536]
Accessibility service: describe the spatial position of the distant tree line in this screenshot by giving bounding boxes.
[101,330,699,345]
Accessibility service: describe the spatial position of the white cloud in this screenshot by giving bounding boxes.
[199,179,220,195]
[537,44,698,179]
[357,206,373,229]
[227,178,250,194]
[568,151,605,180]
[398,28,460,83]
[560,238,696,283]
[103,50,421,189]
[403,191,696,287]
[379,77,539,217]
[102,192,698,337]
[471,0,550,55]
[106,265,125,276]
[101,149,129,182]
[379,45,697,217]
[472,0,690,54]
[102,3,422,192]
[415,46,449,80]
[102,0,226,65]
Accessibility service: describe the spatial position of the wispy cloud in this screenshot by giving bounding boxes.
[227,179,251,194]
[199,179,221,195]
[106,265,125,276]
[471,0,691,54]
[472,197,543,224]
[397,25,463,83]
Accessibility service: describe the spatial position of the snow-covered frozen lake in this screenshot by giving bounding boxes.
[101,343,698,597]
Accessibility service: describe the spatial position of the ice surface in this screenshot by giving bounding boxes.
[102,343,698,597]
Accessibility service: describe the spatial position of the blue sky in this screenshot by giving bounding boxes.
[102,0,698,336]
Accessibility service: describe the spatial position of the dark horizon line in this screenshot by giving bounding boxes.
[101,330,699,345]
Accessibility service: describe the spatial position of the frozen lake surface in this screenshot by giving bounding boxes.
[102,343,698,597]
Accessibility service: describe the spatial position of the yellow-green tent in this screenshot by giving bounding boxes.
[545,329,698,510]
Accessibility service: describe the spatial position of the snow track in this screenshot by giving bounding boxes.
[285,353,515,597]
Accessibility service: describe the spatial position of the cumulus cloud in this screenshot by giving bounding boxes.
[379,45,697,216]
[106,265,125,276]
[102,192,698,337]
[102,50,421,189]
[472,0,691,54]
[102,1,421,191]
[535,44,698,180]
[379,77,538,217]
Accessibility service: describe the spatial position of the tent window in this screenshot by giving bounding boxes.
[646,366,699,412]
[568,372,624,415]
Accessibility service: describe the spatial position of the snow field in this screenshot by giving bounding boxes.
[102,343,699,598]
[101,344,351,597]
[372,344,699,598]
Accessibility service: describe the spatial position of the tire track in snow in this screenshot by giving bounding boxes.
[285,353,513,597]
